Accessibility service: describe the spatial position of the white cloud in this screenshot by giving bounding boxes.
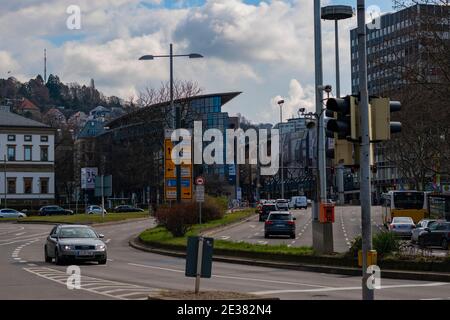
[270,79,315,122]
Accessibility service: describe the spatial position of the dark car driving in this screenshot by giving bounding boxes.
[259,204,278,222]
[39,206,74,216]
[417,221,450,250]
[113,205,144,213]
[264,211,296,239]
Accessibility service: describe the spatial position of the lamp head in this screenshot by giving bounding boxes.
[188,53,204,59]
[298,107,306,114]
[277,99,285,106]
[139,55,154,60]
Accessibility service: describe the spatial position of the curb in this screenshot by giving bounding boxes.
[201,213,258,237]
[129,237,450,283]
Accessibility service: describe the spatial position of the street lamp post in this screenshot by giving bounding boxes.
[277,99,285,199]
[139,44,203,203]
[321,5,354,206]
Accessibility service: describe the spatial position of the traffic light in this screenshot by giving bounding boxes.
[326,95,359,141]
[369,97,402,142]
[326,96,358,166]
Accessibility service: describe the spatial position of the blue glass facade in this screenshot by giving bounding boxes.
[190,95,228,177]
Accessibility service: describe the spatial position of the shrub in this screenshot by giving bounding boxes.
[373,231,399,257]
[154,203,197,237]
[347,232,400,258]
[154,198,225,237]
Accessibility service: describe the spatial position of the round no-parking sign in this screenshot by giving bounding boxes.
[196,176,204,185]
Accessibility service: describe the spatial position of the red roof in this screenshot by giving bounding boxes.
[20,98,40,111]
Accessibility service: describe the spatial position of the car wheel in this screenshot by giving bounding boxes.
[442,239,449,250]
[98,257,107,265]
[290,233,295,239]
[44,246,52,263]
[418,237,426,248]
[54,249,64,265]
[264,233,269,239]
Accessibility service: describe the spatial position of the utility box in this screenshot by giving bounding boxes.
[185,236,214,278]
[358,250,378,267]
[319,203,335,223]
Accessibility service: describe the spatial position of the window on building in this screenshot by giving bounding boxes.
[24,178,33,194]
[24,135,32,142]
[24,145,32,161]
[7,145,15,161]
[7,178,16,194]
[41,136,48,142]
[7,135,15,142]
[40,146,49,161]
[39,178,49,194]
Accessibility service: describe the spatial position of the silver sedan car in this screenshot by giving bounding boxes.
[411,219,437,243]
[44,225,107,265]
[0,208,27,218]
[388,217,416,238]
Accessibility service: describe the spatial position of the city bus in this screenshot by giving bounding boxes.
[381,190,429,226]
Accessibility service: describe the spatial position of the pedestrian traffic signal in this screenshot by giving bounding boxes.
[326,96,359,141]
[369,97,402,142]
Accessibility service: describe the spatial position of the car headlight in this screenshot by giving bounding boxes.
[96,244,106,251]
[62,245,74,250]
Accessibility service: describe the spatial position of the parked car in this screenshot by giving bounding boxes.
[0,208,27,218]
[259,203,278,222]
[86,205,107,215]
[411,219,437,244]
[44,224,107,265]
[39,206,74,216]
[264,211,296,239]
[417,221,450,250]
[113,205,144,213]
[289,196,308,209]
[275,199,289,211]
[388,217,416,238]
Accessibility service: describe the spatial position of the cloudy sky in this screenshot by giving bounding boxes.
[0,0,394,124]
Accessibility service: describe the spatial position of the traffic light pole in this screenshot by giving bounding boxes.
[357,0,374,300]
[312,0,333,255]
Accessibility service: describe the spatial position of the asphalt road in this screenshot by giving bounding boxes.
[212,206,385,253]
[0,219,449,300]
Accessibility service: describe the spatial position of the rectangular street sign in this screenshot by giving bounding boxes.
[196,185,205,202]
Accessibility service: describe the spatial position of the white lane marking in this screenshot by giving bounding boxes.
[107,259,114,262]
[23,267,158,300]
[0,236,46,246]
[15,232,26,236]
[27,263,37,267]
[0,232,48,243]
[0,226,25,236]
[251,282,450,295]
[257,241,268,245]
[220,236,230,240]
[128,263,329,288]
[105,239,111,244]
[249,225,256,228]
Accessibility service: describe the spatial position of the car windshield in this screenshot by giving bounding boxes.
[393,217,413,223]
[263,205,277,211]
[58,227,97,238]
[269,214,292,221]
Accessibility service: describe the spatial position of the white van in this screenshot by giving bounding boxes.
[289,196,308,209]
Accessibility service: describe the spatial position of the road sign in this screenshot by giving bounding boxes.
[196,185,205,202]
[196,176,205,185]
[95,175,112,197]
[164,133,193,201]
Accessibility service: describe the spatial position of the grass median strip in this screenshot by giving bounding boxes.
[15,212,150,224]
[139,209,314,256]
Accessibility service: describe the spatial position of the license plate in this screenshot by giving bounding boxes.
[77,250,93,256]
